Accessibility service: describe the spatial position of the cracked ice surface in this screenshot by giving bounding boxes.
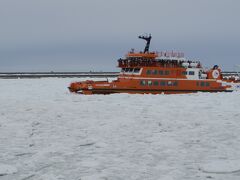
[0,78,240,180]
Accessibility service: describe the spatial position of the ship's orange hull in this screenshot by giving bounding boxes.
[69,88,232,95]
[69,78,232,95]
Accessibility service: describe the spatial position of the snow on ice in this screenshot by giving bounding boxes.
[0,78,240,180]
[0,164,17,176]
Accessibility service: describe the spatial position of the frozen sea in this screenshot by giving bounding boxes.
[0,78,240,180]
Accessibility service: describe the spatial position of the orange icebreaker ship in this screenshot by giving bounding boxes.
[69,35,233,94]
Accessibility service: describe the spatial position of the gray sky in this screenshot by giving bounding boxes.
[0,0,240,72]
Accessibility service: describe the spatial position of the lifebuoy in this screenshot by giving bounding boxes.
[212,69,220,79]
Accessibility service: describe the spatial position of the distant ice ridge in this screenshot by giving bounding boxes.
[0,78,240,180]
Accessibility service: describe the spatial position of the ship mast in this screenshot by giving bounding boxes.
[138,34,152,53]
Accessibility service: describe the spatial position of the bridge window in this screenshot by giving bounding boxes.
[154,81,159,86]
[152,70,158,75]
[146,70,151,75]
[134,68,140,73]
[159,70,164,75]
[173,81,178,86]
[189,71,195,75]
[182,71,187,75]
[160,81,166,86]
[165,71,170,75]
[167,81,172,86]
[148,80,153,86]
[198,81,210,87]
[140,80,146,86]
[125,68,130,72]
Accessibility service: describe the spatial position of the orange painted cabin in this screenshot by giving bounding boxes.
[69,35,233,94]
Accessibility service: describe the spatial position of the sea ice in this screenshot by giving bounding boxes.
[0,164,17,176]
[0,78,240,180]
[200,159,240,174]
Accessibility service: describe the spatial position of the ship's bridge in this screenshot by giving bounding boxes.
[118,35,201,69]
[118,58,201,69]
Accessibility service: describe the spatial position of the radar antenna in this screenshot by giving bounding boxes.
[138,34,152,53]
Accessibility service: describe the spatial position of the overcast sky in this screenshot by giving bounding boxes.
[0,0,240,72]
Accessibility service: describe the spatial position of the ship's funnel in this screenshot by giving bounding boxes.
[138,34,152,53]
